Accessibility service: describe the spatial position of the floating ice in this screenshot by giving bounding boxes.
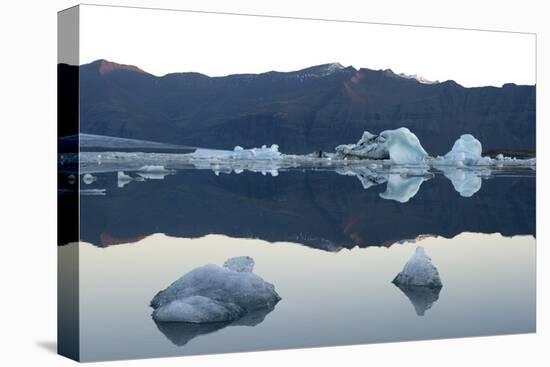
[335,128,428,164]
[82,173,96,185]
[335,131,389,160]
[150,257,280,323]
[117,171,132,188]
[439,134,482,166]
[189,145,282,161]
[392,247,442,288]
[380,128,429,164]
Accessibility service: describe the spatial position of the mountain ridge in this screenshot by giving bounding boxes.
[62,60,536,155]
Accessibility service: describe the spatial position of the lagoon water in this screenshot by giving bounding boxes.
[63,167,536,361]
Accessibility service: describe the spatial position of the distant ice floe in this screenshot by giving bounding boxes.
[150,256,280,323]
[190,145,282,161]
[74,127,534,201]
[432,134,535,167]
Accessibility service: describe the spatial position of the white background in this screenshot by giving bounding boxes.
[79,5,535,87]
[0,0,547,366]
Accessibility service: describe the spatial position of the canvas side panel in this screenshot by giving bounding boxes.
[57,5,80,362]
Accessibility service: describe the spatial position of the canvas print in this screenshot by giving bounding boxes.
[58,5,536,362]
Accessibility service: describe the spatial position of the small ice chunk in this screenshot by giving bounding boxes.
[392,247,442,288]
[82,173,96,185]
[223,256,255,272]
[117,171,132,188]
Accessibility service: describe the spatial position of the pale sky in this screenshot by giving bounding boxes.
[79,4,536,87]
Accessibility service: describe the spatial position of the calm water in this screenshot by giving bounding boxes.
[61,167,536,361]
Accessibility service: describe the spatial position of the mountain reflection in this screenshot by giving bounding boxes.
[74,166,535,251]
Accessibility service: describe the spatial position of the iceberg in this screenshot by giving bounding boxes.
[438,134,483,166]
[150,256,281,323]
[335,128,428,164]
[392,247,442,288]
[379,128,429,164]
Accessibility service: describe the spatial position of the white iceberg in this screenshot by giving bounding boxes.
[392,247,442,288]
[438,134,483,166]
[380,128,429,164]
[380,174,428,203]
[335,127,428,164]
[150,257,281,323]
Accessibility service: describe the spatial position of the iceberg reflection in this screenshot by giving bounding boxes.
[380,174,429,203]
[394,284,442,316]
[154,306,277,346]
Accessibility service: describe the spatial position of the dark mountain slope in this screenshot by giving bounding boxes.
[75,60,536,155]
